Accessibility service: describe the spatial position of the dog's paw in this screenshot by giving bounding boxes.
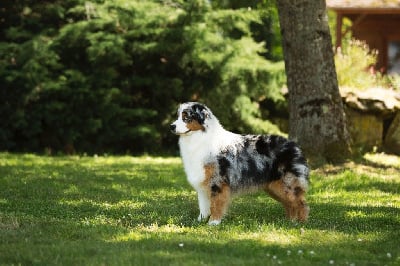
[208,219,221,226]
[197,213,210,222]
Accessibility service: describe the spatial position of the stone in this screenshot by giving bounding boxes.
[340,87,400,116]
[345,107,382,149]
[384,111,400,155]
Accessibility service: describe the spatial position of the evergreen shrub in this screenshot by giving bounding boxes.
[0,0,285,154]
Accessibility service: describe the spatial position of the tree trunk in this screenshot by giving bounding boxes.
[276,0,351,162]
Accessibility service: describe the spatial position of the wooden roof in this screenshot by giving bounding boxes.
[327,0,400,13]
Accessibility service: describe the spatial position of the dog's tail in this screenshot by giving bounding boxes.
[271,138,310,186]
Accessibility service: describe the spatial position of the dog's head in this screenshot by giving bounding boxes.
[170,102,211,136]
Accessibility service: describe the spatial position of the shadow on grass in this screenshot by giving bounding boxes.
[226,196,399,232]
[314,155,400,176]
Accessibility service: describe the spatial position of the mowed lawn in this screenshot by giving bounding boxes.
[0,152,399,265]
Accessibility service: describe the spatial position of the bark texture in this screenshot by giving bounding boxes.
[276,0,351,161]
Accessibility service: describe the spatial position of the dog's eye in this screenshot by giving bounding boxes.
[182,111,192,122]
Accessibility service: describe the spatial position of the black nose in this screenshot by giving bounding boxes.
[170,124,176,132]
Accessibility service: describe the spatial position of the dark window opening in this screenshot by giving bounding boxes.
[388,41,400,74]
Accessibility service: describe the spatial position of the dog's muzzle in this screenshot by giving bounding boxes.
[170,123,190,135]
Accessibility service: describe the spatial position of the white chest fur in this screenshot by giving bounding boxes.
[178,128,240,189]
[179,134,210,188]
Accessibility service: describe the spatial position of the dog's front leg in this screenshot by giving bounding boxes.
[196,188,211,222]
[208,183,230,225]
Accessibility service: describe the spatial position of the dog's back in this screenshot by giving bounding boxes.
[215,134,309,193]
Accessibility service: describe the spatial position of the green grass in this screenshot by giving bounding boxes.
[0,152,399,265]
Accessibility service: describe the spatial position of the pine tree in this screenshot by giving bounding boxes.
[0,0,286,154]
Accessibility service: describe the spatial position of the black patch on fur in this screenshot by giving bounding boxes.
[242,137,251,149]
[240,158,269,186]
[191,103,208,125]
[270,164,285,180]
[268,135,287,150]
[218,157,230,178]
[211,185,221,194]
[270,138,309,180]
[294,186,302,196]
[255,136,270,156]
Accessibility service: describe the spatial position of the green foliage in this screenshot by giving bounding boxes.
[190,8,286,134]
[334,39,400,91]
[387,74,400,90]
[0,0,285,154]
[0,153,399,265]
[335,40,390,90]
[210,0,283,61]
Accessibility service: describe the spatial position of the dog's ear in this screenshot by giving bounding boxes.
[192,104,210,124]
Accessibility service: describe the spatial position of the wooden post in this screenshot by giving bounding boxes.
[336,13,342,50]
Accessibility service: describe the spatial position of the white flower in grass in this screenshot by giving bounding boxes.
[309,250,315,255]
[329,260,335,264]
[287,250,291,255]
[387,252,392,258]
[272,255,277,260]
[298,250,303,255]
[178,243,184,247]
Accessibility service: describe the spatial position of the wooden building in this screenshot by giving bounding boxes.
[327,0,400,74]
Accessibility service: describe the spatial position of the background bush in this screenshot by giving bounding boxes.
[335,40,389,90]
[0,0,285,154]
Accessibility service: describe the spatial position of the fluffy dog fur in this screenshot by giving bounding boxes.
[170,102,310,225]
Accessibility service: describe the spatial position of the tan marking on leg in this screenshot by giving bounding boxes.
[195,164,215,222]
[265,174,309,222]
[293,184,309,222]
[265,179,297,219]
[202,164,215,187]
[288,175,309,221]
[210,183,231,222]
[265,179,287,202]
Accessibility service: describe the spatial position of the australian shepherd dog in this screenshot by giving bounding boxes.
[170,102,310,225]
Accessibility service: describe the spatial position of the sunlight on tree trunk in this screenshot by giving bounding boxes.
[276,0,352,162]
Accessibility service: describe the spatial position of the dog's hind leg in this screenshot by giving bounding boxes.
[209,183,231,225]
[265,173,309,222]
[292,185,309,221]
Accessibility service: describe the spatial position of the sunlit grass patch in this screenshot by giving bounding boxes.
[0,152,399,265]
[364,152,400,167]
